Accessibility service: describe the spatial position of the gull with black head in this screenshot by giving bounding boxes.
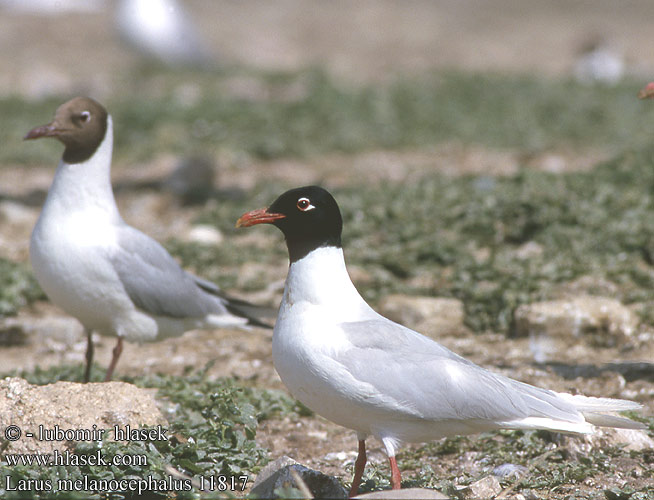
[237,185,644,497]
[25,97,270,382]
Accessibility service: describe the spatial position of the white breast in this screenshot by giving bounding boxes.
[31,206,124,333]
[272,247,384,434]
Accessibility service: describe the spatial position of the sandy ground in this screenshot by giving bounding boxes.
[1,0,654,99]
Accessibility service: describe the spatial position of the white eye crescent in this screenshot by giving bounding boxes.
[296,197,315,212]
[80,111,91,123]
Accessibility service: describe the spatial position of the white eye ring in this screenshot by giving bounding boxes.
[80,111,91,122]
[296,197,315,212]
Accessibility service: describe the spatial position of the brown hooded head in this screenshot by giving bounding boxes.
[24,97,108,164]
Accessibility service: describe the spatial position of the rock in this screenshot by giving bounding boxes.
[557,427,654,462]
[164,155,215,204]
[252,455,299,488]
[492,463,527,479]
[513,241,543,260]
[185,225,224,246]
[460,475,502,499]
[324,451,354,462]
[378,295,468,338]
[251,456,347,499]
[557,275,619,297]
[355,487,449,499]
[0,321,28,346]
[512,296,639,362]
[0,201,38,229]
[586,427,654,452]
[0,377,165,455]
[24,315,85,348]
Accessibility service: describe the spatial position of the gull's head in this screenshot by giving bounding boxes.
[24,97,108,164]
[236,185,343,262]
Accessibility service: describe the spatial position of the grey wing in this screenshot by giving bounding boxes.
[110,225,230,319]
[337,319,581,423]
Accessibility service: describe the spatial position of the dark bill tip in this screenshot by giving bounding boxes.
[23,123,58,141]
[236,208,286,228]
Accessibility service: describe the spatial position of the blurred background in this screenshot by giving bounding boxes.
[1,0,654,94]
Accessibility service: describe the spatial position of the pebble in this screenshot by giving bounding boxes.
[355,487,449,499]
[460,475,502,499]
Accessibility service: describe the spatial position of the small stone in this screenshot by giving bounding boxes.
[378,295,468,338]
[324,451,351,462]
[185,225,224,246]
[492,463,528,479]
[461,475,502,499]
[307,430,328,440]
[355,487,449,499]
[250,458,347,499]
[513,241,543,260]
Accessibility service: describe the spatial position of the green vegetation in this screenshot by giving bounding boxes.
[3,70,654,165]
[0,258,43,318]
[0,364,308,499]
[8,69,654,331]
[180,143,654,333]
[356,425,654,497]
[339,145,654,332]
[16,141,654,332]
[2,364,651,499]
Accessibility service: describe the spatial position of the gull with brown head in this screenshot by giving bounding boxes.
[25,97,270,382]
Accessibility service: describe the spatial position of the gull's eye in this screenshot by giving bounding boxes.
[296,197,315,212]
[79,111,91,123]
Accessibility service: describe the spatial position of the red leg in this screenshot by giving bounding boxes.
[104,337,124,382]
[349,439,367,498]
[84,328,93,383]
[389,456,401,490]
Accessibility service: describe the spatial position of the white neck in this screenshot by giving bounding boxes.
[42,115,120,220]
[282,246,377,321]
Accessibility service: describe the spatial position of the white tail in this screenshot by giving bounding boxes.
[557,393,645,430]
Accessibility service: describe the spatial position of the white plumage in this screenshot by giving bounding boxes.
[27,97,265,381]
[238,185,644,495]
